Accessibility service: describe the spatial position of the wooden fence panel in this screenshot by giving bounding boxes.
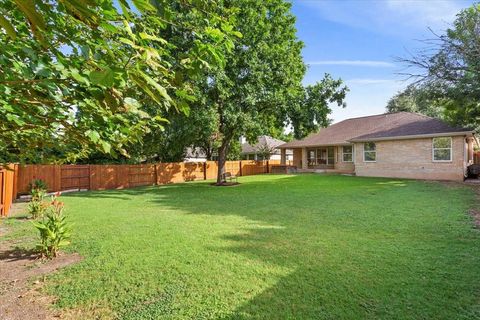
[156,162,205,184]
[0,165,15,216]
[205,161,218,180]
[10,160,277,201]
[182,162,204,182]
[61,165,90,190]
[128,164,156,187]
[90,165,128,190]
[225,161,241,177]
[242,160,267,176]
[16,164,58,195]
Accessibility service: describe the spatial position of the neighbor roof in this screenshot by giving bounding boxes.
[242,135,289,154]
[279,112,473,148]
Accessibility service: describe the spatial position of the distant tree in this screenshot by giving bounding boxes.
[399,4,480,131]
[386,84,444,118]
[288,77,348,139]
[194,0,347,184]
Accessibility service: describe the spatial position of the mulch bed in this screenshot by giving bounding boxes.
[0,206,82,320]
[210,182,241,187]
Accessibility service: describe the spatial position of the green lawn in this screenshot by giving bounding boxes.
[5,174,480,319]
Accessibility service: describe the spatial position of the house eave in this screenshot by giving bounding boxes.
[277,142,353,149]
[348,131,475,143]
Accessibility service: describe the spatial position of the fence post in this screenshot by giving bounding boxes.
[266,160,269,174]
[239,161,242,176]
[12,164,18,199]
[54,165,61,192]
[203,162,207,180]
[154,164,159,185]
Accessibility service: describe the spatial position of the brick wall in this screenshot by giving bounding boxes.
[353,136,467,181]
[334,146,355,173]
[293,148,302,168]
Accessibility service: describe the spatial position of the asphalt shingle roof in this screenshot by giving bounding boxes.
[279,112,472,148]
[241,136,288,154]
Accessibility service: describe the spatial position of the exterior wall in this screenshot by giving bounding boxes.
[334,146,355,173]
[354,136,467,181]
[293,148,302,168]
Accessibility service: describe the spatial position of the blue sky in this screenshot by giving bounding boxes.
[291,0,473,123]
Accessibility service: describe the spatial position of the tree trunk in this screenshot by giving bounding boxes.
[216,140,229,185]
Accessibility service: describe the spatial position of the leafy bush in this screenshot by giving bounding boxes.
[27,199,48,219]
[27,179,48,219]
[29,179,48,193]
[33,194,71,259]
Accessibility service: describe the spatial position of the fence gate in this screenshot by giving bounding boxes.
[60,165,90,191]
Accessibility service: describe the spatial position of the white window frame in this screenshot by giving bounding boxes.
[363,142,376,162]
[432,137,452,162]
[342,145,354,163]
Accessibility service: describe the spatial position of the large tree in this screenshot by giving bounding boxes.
[195,0,347,184]
[399,4,480,131]
[386,83,444,119]
[0,0,238,164]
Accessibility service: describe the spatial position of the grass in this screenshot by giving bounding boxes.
[4,174,480,319]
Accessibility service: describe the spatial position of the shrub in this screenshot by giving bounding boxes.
[27,179,48,219]
[33,193,71,259]
[29,179,48,193]
[27,200,48,219]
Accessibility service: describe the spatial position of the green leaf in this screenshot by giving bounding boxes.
[58,0,98,26]
[0,15,16,40]
[100,141,111,153]
[139,32,167,44]
[14,0,46,30]
[90,67,115,87]
[85,130,100,143]
[131,0,155,12]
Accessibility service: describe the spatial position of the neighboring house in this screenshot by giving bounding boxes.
[277,112,477,181]
[241,135,293,161]
[184,147,207,162]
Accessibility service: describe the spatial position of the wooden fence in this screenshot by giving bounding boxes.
[0,165,16,216]
[10,160,281,200]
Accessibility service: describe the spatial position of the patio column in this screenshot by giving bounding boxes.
[301,147,308,170]
[281,148,286,165]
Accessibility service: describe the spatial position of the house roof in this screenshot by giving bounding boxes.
[279,112,473,148]
[241,135,290,154]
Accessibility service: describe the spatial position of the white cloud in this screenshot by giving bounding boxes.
[307,60,395,67]
[299,0,469,36]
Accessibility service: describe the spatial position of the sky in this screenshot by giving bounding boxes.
[291,0,473,123]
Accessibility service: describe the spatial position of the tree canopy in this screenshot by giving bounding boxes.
[0,0,239,164]
[398,4,480,131]
[190,0,347,183]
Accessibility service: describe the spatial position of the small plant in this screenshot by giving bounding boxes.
[33,193,71,259]
[27,179,48,219]
[29,179,48,193]
[27,199,49,219]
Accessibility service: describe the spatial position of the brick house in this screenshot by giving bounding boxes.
[278,112,477,181]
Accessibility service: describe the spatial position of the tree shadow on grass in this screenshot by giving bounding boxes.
[0,246,39,262]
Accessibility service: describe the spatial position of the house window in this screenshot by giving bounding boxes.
[308,150,316,166]
[363,142,376,162]
[433,137,452,161]
[342,145,353,162]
